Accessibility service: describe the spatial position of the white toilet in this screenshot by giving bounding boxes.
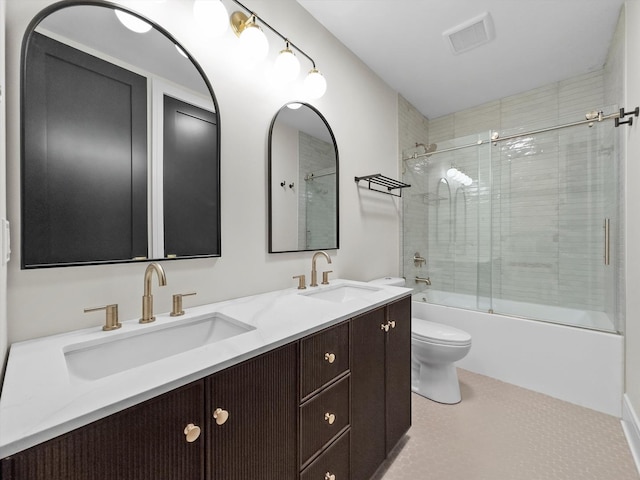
[369,277,472,404]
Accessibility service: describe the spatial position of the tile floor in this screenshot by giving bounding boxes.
[372,369,639,480]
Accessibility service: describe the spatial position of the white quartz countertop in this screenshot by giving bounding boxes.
[0,279,411,458]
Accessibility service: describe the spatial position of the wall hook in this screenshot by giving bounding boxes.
[289,182,295,189]
[280,181,286,187]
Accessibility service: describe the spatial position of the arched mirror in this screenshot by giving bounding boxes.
[268,102,339,253]
[21,1,220,268]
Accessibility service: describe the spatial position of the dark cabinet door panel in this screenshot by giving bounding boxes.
[3,381,205,480]
[206,343,298,480]
[350,307,386,480]
[386,296,412,452]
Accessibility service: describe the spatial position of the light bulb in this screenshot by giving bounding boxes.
[239,22,269,62]
[274,47,300,82]
[193,0,228,36]
[304,68,327,99]
[114,9,152,33]
[447,167,457,178]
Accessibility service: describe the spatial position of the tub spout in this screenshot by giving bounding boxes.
[415,276,431,286]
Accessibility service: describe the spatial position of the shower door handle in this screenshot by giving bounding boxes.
[604,218,610,266]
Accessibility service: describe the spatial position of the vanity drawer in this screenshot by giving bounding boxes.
[300,429,350,480]
[300,374,350,466]
[300,322,350,399]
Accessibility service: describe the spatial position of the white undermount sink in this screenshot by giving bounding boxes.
[64,313,255,382]
[301,284,381,303]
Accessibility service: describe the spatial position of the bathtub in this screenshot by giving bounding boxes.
[412,292,624,416]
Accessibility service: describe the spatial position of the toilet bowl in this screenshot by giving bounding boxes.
[368,277,472,404]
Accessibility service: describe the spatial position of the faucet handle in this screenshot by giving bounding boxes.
[293,275,306,290]
[85,304,121,331]
[321,270,333,285]
[171,292,197,317]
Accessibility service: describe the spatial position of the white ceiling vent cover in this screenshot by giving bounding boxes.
[443,12,495,55]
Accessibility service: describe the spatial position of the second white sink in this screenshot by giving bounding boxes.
[301,284,381,303]
[64,313,255,382]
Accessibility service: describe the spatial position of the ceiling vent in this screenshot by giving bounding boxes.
[443,12,495,55]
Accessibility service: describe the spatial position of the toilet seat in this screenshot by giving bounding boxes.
[412,318,472,347]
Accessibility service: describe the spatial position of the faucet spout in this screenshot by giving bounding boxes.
[140,262,167,323]
[310,251,332,287]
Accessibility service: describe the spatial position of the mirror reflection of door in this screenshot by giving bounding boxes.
[163,96,219,257]
[23,32,148,266]
[21,4,220,268]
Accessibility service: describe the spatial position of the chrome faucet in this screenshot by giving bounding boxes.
[140,262,167,323]
[310,251,332,287]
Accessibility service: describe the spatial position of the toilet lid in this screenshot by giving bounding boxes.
[412,318,471,346]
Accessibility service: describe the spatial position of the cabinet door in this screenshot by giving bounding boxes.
[385,296,412,452]
[350,307,386,480]
[206,343,298,480]
[1,381,205,480]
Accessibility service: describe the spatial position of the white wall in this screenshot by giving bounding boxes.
[0,0,8,377]
[4,0,401,343]
[625,0,640,422]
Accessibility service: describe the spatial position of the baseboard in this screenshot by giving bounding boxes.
[622,394,640,475]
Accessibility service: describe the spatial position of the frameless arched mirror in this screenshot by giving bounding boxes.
[21,2,220,268]
[268,102,339,253]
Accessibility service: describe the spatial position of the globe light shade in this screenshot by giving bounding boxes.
[304,68,327,99]
[193,0,228,36]
[114,10,152,33]
[239,24,269,62]
[446,167,457,178]
[274,48,300,82]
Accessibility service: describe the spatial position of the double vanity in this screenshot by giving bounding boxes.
[0,277,411,480]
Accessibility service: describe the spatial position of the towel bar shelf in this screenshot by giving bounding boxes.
[354,174,410,197]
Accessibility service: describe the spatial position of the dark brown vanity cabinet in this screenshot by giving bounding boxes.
[0,345,298,480]
[0,296,411,480]
[351,296,412,480]
[0,381,206,480]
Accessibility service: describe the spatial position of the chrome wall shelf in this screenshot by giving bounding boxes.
[354,174,411,197]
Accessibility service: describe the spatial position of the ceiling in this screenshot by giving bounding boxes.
[296,0,626,119]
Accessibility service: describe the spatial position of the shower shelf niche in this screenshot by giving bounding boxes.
[354,174,411,197]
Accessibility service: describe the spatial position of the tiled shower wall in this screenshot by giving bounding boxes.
[400,21,625,327]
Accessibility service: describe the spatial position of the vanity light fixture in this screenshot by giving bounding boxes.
[231,11,269,62]
[114,9,152,33]
[193,0,229,36]
[225,0,327,98]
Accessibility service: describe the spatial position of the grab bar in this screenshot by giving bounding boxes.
[604,218,610,266]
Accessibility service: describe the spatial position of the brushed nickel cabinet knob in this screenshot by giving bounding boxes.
[381,323,390,332]
[325,472,336,480]
[184,423,201,442]
[324,412,336,425]
[388,320,396,329]
[324,352,336,364]
[213,408,229,425]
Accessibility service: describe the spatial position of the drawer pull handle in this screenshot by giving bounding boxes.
[325,473,336,480]
[213,408,229,425]
[381,323,389,332]
[324,412,336,425]
[324,352,336,364]
[388,320,396,329]
[184,423,201,442]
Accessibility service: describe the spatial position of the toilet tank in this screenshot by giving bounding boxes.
[368,277,406,287]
